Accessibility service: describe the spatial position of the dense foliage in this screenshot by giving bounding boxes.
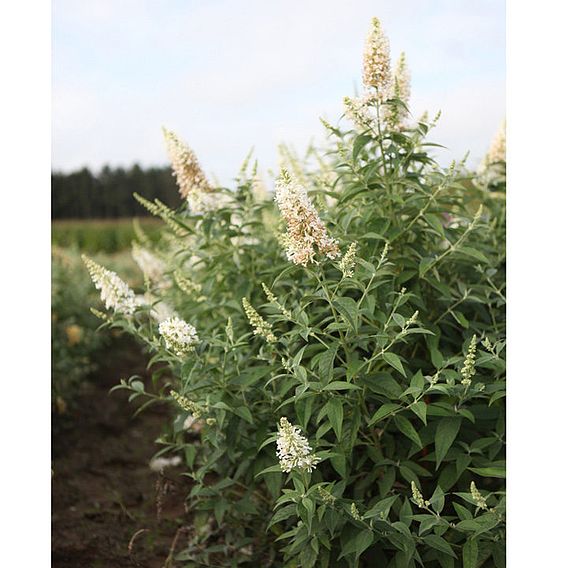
[85,18,505,568]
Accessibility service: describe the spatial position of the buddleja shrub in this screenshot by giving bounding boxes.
[85,17,505,568]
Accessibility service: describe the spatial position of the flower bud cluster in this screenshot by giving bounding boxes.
[350,503,364,521]
[461,335,478,386]
[242,298,277,343]
[317,487,336,506]
[339,242,358,278]
[174,270,202,296]
[262,283,292,319]
[411,481,430,509]
[470,481,488,510]
[170,389,205,418]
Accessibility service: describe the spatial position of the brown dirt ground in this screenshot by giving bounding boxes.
[52,338,192,568]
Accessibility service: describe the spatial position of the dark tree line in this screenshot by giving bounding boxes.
[51,164,180,219]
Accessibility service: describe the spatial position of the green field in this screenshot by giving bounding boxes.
[51,217,162,253]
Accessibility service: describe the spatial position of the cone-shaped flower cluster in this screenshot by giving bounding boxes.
[162,127,217,214]
[158,316,199,356]
[83,255,138,315]
[276,417,320,473]
[274,169,340,266]
[344,18,413,133]
[362,17,392,101]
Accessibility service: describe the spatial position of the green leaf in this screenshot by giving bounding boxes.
[383,352,406,377]
[393,415,422,448]
[268,504,297,528]
[353,134,373,161]
[326,398,343,440]
[451,310,469,329]
[430,347,444,369]
[360,373,403,398]
[255,464,283,477]
[424,213,445,236]
[300,497,315,533]
[429,485,445,514]
[399,465,419,486]
[460,246,489,263]
[399,497,412,526]
[452,503,472,521]
[409,401,428,425]
[323,381,361,391]
[369,403,401,425]
[435,417,462,469]
[318,344,338,383]
[489,391,506,406]
[418,516,440,536]
[355,529,374,559]
[233,406,254,424]
[467,466,506,479]
[423,535,457,558]
[333,297,359,332]
[330,453,346,477]
[462,538,479,568]
[214,499,229,525]
[419,256,436,278]
[363,495,398,519]
[410,370,425,390]
[130,380,145,392]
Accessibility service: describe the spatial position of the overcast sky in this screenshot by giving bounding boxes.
[52,0,505,185]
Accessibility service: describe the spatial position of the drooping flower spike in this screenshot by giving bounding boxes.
[162,127,217,214]
[82,255,139,315]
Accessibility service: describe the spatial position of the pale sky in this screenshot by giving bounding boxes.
[52,0,505,185]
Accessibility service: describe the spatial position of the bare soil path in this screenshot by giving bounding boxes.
[52,338,190,568]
